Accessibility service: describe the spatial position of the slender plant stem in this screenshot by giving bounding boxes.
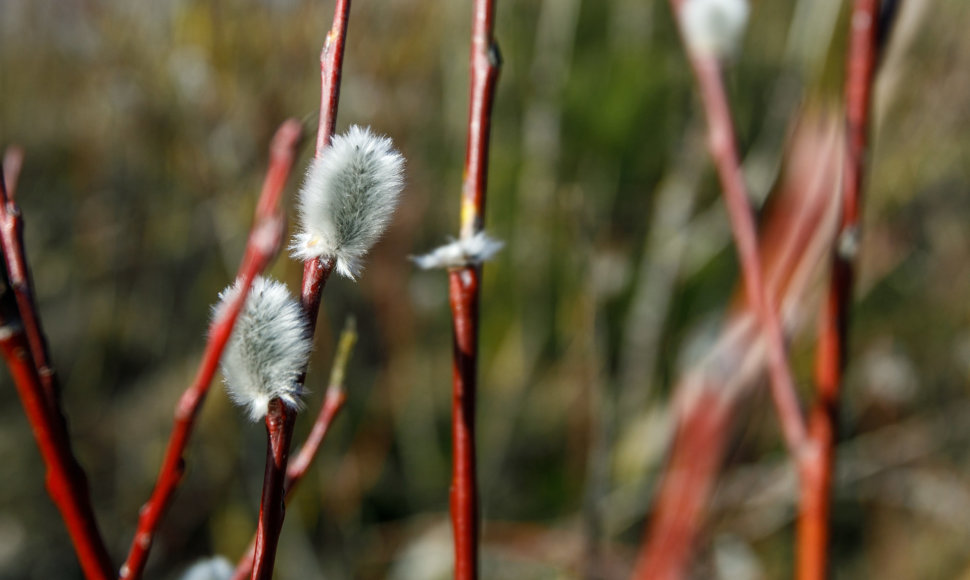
[0,155,114,580]
[2,147,23,201]
[231,318,356,580]
[119,120,302,580]
[447,1,500,578]
[449,268,482,579]
[1,145,64,412]
[300,0,351,332]
[798,2,880,578]
[670,0,808,459]
[244,4,353,575]
[251,401,297,580]
[315,0,351,159]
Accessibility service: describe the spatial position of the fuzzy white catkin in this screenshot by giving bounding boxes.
[215,276,311,422]
[291,125,405,279]
[178,556,233,580]
[411,231,504,270]
[681,0,749,58]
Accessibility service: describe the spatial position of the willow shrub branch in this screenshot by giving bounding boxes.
[232,317,356,580]
[798,2,881,579]
[670,0,808,459]
[444,1,501,579]
[0,162,114,580]
[119,120,302,580]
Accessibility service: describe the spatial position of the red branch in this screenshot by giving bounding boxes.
[448,1,500,578]
[2,147,23,201]
[670,0,808,459]
[315,0,351,159]
[119,120,303,580]
[1,146,63,412]
[450,268,482,579]
[0,154,114,579]
[231,320,354,580]
[250,401,297,580]
[632,110,845,580]
[798,2,880,578]
[243,3,352,575]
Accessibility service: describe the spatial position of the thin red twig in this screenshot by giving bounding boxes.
[2,147,23,201]
[632,112,844,580]
[0,158,114,579]
[300,0,351,337]
[0,146,61,411]
[448,1,500,578]
[315,0,351,159]
[231,318,355,580]
[798,2,880,578]
[450,268,482,579]
[250,401,297,580]
[119,120,303,580]
[242,4,352,575]
[670,0,808,459]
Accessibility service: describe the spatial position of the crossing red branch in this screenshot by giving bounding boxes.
[685,46,809,462]
[798,2,881,579]
[119,119,302,580]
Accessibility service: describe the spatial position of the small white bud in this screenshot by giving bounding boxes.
[681,0,749,58]
[291,125,405,279]
[411,231,504,270]
[178,556,233,580]
[215,276,312,421]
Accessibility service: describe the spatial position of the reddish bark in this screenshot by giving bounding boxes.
[120,120,302,580]
[250,401,298,580]
[449,268,482,579]
[0,152,114,579]
[798,2,881,578]
[446,0,501,577]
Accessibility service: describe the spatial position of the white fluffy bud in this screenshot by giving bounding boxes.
[215,276,311,421]
[681,0,749,58]
[178,556,232,580]
[411,231,504,270]
[291,125,405,279]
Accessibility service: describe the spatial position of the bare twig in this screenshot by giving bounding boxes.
[231,317,356,580]
[798,2,881,579]
[677,24,809,462]
[119,120,302,580]
[250,401,297,580]
[0,161,114,580]
[447,1,501,578]
[243,4,353,577]
[632,112,843,579]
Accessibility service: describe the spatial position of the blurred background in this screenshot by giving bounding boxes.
[0,0,968,578]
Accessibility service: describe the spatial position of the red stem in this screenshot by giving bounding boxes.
[315,0,352,158]
[231,386,348,580]
[631,388,732,578]
[2,146,23,201]
[250,401,298,580]
[0,146,60,412]
[449,268,482,579]
[671,0,808,459]
[0,329,114,580]
[0,153,114,579]
[798,2,880,579]
[447,1,500,577]
[120,120,302,580]
[238,4,351,575]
